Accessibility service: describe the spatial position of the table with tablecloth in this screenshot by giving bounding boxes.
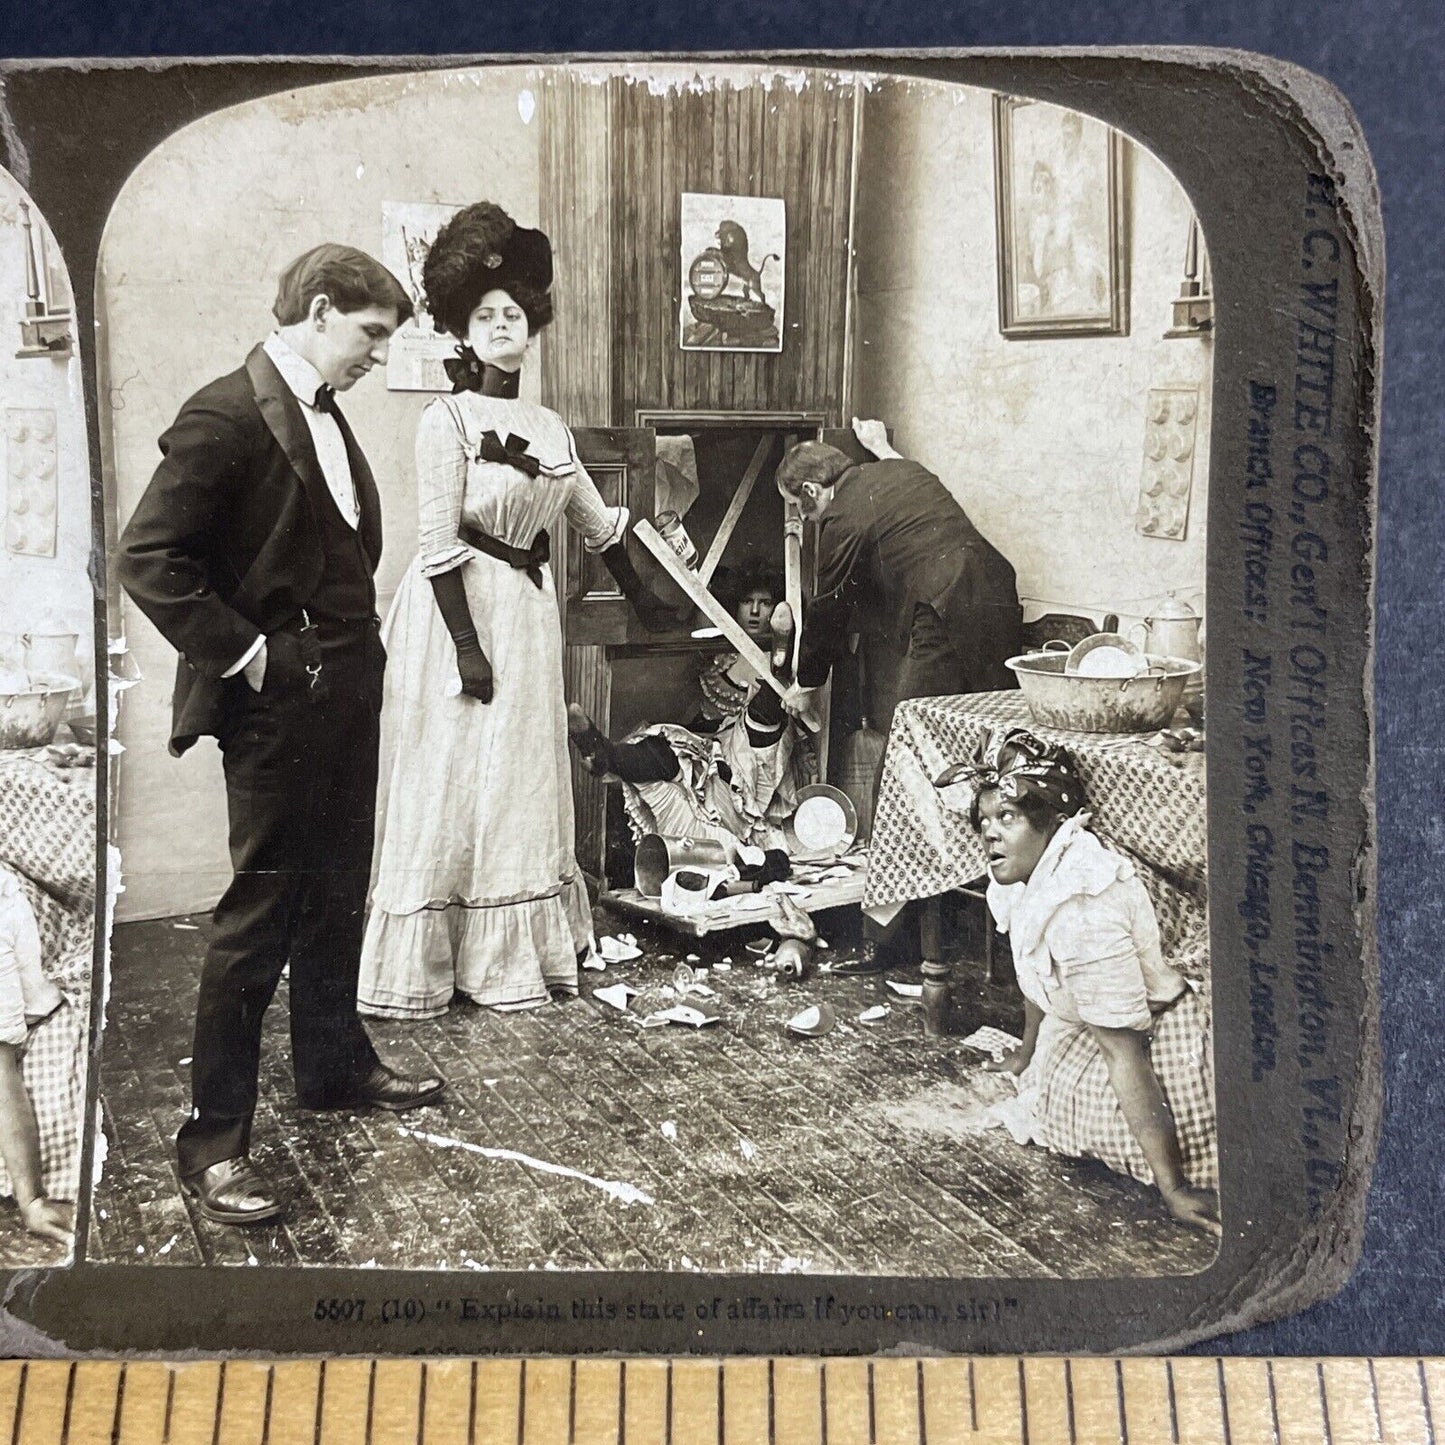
[0,752,95,1200]
[862,692,1208,986]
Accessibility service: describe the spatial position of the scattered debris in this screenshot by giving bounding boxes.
[858,1005,890,1024]
[886,980,923,999]
[642,1003,721,1029]
[786,1002,837,1039]
[598,935,643,963]
[400,1126,655,1206]
[660,1120,678,1140]
[960,1025,1024,1059]
[744,939,773,957]
[594,983,640,1012]
[172,922,199,931]
[714,960,732,972]
[178,1057,192,1067]
[739,1138,756,1161]
[685,953,701,964]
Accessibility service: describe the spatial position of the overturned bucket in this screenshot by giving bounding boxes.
[634,834,731,898]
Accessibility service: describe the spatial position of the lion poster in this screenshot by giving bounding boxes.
[679,192,786,352]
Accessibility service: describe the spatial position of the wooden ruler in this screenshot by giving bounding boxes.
[0,1356,1438,1443]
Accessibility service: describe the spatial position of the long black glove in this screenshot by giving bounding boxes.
[600,541,675,634]
[429,569,493,703]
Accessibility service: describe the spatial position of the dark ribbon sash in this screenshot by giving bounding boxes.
[459,522,551,588]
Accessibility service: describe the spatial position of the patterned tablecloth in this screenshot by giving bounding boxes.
[863,692,1208,982]
[0,753,95,997]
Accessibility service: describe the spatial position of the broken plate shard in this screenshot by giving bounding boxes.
[857,1005,890,1024]
[886,980,924,999]
[594,983,639,1012]
[786,1002,837,1038]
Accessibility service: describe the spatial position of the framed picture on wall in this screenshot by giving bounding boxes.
[992,94,1129,338]
[381,199,463,390]
[679,192,786,352]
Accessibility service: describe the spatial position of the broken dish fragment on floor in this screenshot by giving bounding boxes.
[786,1002,837,1038]
[858,1005,890,1024]
[886,980,923,999]
[594,982,640,1012]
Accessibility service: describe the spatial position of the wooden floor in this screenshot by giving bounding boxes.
[90,907,1215,1277]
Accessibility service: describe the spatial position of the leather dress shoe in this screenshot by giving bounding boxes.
[181,1157,284,1226]
[829,943,886,977]
[298,1063,446,1113]
[353,1063,446,1112]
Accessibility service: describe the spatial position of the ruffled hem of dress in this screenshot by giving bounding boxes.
[358,882,592,1018]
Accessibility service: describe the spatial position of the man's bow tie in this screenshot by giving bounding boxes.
[313,383,337,414]
[477,430,542,478]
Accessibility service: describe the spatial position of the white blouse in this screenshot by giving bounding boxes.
[414,392,626,580]
[987,817,1187,1032]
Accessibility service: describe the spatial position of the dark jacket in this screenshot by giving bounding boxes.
[798,458,1020,685]
[117,345,383,755]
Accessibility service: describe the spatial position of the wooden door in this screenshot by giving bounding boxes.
[563,426,656,885]
[565,427,659,646]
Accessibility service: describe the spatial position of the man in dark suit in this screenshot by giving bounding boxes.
[775,419,1023,975]
[118,245,446,1226]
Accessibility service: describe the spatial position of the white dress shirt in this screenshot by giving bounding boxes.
[226,334,361,679]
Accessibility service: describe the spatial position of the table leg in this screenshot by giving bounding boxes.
[919,895,951,1037]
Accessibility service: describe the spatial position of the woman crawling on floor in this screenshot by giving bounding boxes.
[956,727,1220,1236]
[566,590,814,887]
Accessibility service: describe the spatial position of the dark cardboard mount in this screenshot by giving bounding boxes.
[0,48,1380,1356]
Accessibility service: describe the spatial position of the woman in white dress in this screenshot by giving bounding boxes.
[359,203,671,1018]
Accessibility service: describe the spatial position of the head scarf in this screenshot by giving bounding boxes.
[936,726,1086,817]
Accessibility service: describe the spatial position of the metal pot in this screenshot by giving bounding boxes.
[1006,651,1200,734]
[22,630,80,679]
[634,834,731,898]
[0,673,80,750]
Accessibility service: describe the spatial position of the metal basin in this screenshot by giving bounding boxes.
[1005,652,1200,734]
[0,674,80,750]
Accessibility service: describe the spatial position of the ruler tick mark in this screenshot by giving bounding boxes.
[11,1363,25,1445]
[315,1359,329,1445]
[110,1363,127,1445]
[467,1361,478,1445]
[213,1359,227,1445]
[915,1359,926,1445]
[1217,1359,1232,1445]
[261,1365,274,1445]
[1115,1359,1127,1445]
[1065,1359,1077,1445]
[517,1358,527,1445]
[1018,1358,1030,1445]
[61,1361,76,1445]
[1266,1360,1281,1444]
[1317,1361,1333,1445]
[1165,1360,1179,1445]
[618,1360,627,1445]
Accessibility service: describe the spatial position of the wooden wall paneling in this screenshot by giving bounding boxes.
[539,71,612,428]
[541,70,618,887]
[616,75,856,423]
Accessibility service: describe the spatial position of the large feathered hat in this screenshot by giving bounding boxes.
[422,202,553,339]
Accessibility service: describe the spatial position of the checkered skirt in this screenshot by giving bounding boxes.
[0,999,85,1202]
[1031,988,1217,1191]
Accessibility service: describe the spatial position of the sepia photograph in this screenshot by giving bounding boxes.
[0,169,96,1266]
[89,61,1223,1280]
